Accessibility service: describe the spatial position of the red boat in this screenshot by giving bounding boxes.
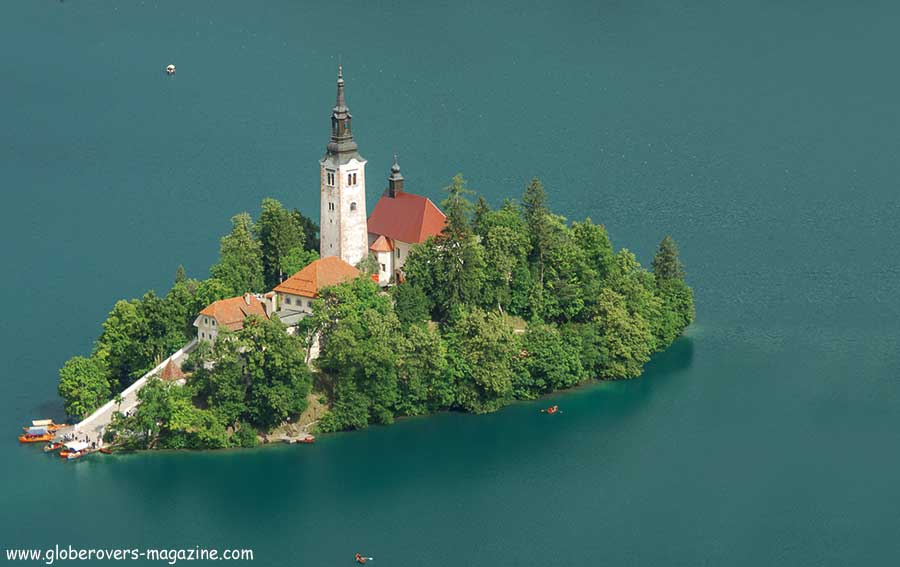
[541,405,559,414]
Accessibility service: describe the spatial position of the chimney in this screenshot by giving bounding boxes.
[244,293,251,306]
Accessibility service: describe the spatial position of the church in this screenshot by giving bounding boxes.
[319,65,446,285]
[195,67,445,344]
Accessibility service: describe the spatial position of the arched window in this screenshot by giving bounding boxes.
[350,202,357,211]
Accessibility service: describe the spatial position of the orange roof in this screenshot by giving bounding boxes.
[367,192,446,244]
[369,234,394,252]
[273,256,361,298]
[198,294,269,331]
[160,359,186,381]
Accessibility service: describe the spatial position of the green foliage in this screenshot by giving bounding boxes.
[231,421,259,448]
[652,235,685,281]
[446,309,519,413]
[593,288,653,379]
[291,209,320,252]
[210,213,264,295]
[355,252,380,276]
[192,316,312,431]
[396,323,452,415]
[441,173,475,238]
[257,198,314,287]
[107,378,228,450]
[314,279,400,429]
[93,291,190,388]
[58,356,111,419]
[517,322,585,398]
[392,283,430,325]
[404,234,486,321]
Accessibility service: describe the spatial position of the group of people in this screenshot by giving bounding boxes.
[60,430,103,449]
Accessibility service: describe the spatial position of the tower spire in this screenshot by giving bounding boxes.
[327,64,357,156]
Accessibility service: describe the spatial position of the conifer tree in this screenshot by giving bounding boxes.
[652,235,685,281]
[211,213,264,295]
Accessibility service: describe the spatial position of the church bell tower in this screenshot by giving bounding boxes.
[319,65,368,267]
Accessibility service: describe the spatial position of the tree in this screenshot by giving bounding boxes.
[292,209,320,252]
[396,323,451,415]
[194,278,233,311]
[441,174,475,238]
[257,198,307,287]
[174,264,187,284]
[393,283,430,325]
[404,235,486,321]
[314,280,401,429]
[93,299,146,388]
[210,213,264,295]
[522,178,553,295]
[446,309,519,413]
[472,196,491,238]
[58,356,111,419]
[652,235,685,281]
[593,288,653,379]
[518,322,585,398]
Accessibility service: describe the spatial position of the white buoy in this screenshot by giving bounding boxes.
[166,64,176,75]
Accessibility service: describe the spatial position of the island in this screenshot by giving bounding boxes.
[55,67,694,451]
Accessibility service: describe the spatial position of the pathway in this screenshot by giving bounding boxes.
[61,339,198,445]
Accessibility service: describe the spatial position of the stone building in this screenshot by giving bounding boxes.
[319,65,369,267]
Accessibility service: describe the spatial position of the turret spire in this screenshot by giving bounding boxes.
[387,153,404,197]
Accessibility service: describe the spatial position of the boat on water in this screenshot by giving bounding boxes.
[99,447,112,455]
[19,427,54,443]
[60,441,90,460]
[282,435,315,445]
[43,442,64,453]
[23,419,67,432]
[541,405,560,415]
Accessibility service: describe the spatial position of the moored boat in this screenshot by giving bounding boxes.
[19,427,54,443]
[60,441,90,459]
[43,442,63,453]
[23,419,68,432]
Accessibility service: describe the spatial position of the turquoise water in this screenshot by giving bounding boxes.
[3,1,899,564]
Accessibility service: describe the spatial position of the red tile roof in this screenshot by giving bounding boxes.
[367,192,446,244]
[273,256,361,298]
[199,294,269,331]
[160,359,186,381]
[369,234,394,252]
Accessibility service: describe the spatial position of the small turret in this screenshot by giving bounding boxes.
[386,154,404,198]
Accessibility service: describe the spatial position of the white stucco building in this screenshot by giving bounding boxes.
[193,293,273,344]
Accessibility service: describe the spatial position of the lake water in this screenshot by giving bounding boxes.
[2,1,899,565]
